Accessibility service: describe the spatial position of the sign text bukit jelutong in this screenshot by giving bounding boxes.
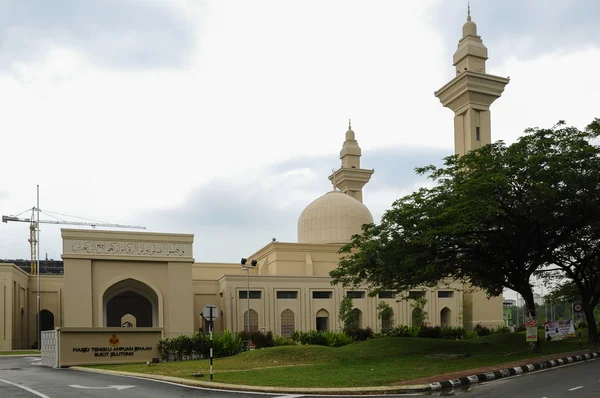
[72,334,153,358]
[73,345,153,358]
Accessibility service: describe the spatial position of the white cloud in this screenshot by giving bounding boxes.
[0,1,598,263]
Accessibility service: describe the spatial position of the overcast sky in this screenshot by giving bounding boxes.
[1,1,598,298]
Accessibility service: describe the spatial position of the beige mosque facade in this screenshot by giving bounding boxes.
[1,11,507,350]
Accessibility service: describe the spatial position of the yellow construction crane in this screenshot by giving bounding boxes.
[3,207,146,275]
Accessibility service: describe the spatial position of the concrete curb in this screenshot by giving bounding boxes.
[0,354,41,358]
[70,350,600,395]
[428,351,600,392]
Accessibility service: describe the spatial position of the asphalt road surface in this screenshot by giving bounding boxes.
[2,355,599,397]
[449,357,600,397]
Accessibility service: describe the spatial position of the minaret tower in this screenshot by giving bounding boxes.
[328,120,374,203]
[434,4,509,155]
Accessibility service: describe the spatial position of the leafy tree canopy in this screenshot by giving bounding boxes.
[331,119,600,343]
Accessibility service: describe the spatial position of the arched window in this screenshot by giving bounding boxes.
[281,309,295,337]
[243,309,259,332]
[316,309,329,332]
[412,308,423,326]
[351,308,362,329]
[440,307,452,326]
[381,308,393,331]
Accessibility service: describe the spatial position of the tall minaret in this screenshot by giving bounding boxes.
[434,5,509,155]
[328,120,374,203]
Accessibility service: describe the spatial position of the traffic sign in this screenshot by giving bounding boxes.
[202,304,219,321]
[573,303,583,313]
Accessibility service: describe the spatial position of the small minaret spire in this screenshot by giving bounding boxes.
[328,122,374,202]
[467,2,471,21]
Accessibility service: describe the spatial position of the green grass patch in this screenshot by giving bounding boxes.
[0,350,40,356]
[90,331,599,388]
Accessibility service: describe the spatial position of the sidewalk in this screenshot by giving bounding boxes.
[72,348,600,395]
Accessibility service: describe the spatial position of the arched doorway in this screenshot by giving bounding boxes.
[316,309,329,332]
[40,309,55,331]
[440,307,452,326]
[103,279,159,327]
[381,308,393,332]
[351,308,362,329]
[412,308,423,326]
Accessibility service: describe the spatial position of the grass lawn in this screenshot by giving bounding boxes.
[89,331,599,388]
[0,350,40,356]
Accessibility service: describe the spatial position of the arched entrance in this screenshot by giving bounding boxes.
[316,309,329,332]
[40,309,55,331]
[440,307,452,326]
[103,279,159,327]
[351,308,363,329]
[412,308,423,326]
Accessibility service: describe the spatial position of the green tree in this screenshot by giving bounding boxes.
[331,119,600,347]
[338,296,356,329]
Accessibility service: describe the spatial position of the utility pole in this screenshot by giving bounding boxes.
[36,185,40,350]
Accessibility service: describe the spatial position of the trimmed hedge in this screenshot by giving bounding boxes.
[158,330,244,362]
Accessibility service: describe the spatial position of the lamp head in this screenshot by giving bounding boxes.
[241,258,247,265]
[251,259,258,267]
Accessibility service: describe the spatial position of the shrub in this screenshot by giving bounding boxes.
[273,335,295,346]
[239,330,274,349]
[291,330,353,347]
[158,331,244,362]
[323,331,354,347]
[474,323,491,336]
[343,327,374,341]
[490,325,510,334]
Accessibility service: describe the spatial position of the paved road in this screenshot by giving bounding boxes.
[451,357,600,397]
[3,355,599,397]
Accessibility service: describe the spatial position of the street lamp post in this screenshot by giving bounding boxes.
[240,258,257,347]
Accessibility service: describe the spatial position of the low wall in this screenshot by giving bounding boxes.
[45,327,162,367]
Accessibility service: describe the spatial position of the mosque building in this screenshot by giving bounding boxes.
[1,9,507,350]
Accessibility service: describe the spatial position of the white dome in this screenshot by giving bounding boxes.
[297,190,374,244]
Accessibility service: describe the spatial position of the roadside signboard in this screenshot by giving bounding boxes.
[544,320,576,341]
[202,304,219,321]
[573,303,583,313]
[525,308,537,342]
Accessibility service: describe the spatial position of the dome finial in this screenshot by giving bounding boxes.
[467,2,471,21]
[348,118,352,130]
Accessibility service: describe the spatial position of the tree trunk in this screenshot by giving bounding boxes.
[582,302,599,343]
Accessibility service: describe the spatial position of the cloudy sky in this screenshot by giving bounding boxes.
[1,1,598,298]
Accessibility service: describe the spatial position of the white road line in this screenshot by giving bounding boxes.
[275,395,305,398]
[568,386,584,391]
[0,378,51,398]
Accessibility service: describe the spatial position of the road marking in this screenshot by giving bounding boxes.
[568,386,584,391]
[275,395,305,398]
[0,378,51,398]
[69,384,137,390]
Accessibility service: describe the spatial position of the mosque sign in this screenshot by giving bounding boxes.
[48,327,162,367]
[71,241,186,257]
